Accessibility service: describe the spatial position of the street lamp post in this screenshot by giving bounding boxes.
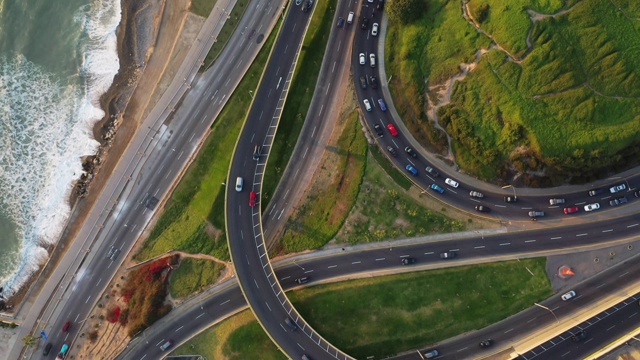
[502,184,517,200]
[248,90,254,99]
[534,302,559,324]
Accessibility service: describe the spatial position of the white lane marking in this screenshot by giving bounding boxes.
[375,258,385,261]
[254,279,259,288]
[424,252,434,255]
[628,223,639,228]
[495,204,506,208]
[75,314,80,322]
[266,302,272,311]
[85,296,91,304]
[619,271,630,278]
[576,233,588,237]
[304,270,314,274]
[281,276,290,281]
[596,283,607,289]
[400,255,410,258]
[550,237,562,240]
[196,313,205,319]
[575,202,586,205]
[499,243,511,246]
[95,278,102,287]
[525,239,536,243]
[352,261,361,264]
[155,340,165,346]
[175,326,184,332]
[220,299,231,306]
[474,246,485,249]
[189,133,195,142]
[602,229,613,233]
[606,325,616,331]
[327,265,337,269]
[504,328,514,334]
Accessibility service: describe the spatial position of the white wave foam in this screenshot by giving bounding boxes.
[0,0,121,296]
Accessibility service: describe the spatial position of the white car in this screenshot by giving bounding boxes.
[369,53,376,67]
[359,53,365,65]
[363,99,372,112]
[371,23,379,36]
[445,178,459,188]
[610,183,626,193]
[561,290,576,301]
[584,203,600,212]
[469,191,484,198]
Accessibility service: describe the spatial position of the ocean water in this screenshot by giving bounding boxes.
[0,0,121,297]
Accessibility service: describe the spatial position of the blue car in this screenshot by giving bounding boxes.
[405,164,418,176]
[378,98,387,111]
[430,183,444,194]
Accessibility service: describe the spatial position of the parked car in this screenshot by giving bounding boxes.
[359,75,367,89]
[610,183,626,193]
[430,183,444,194]
[377,98,387,111]
[439,251,456,259]
[370,76,378,89]
[425,166,439,178]
[528,211,545,218]
[295,277,310,284]
[469,191,484,198]
[549,198,565,205]
[445,178,459,188]
[249,191,257,207]
[424,349,440,359]
[373,124,383,137]
[404,146,417,158]
[405,164,418,176]
[610,197,628,206]
[479,339,493,348]
[160,340,174,351]
[62,321,71,333]
[563,206,579,214]
[386,146,397,156]
[504,196,517,203]
[475,205,489,213]
[584,203,600,212]
[401,257,416,265]
[561,290,576,301]
[359,53,365,65]
[387,123,398,137]
[371,22,379,36]
[571,330,587,342]
[588,188,604,196]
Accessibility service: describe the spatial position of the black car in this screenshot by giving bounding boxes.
[440,251,456,259]
[401,257,416,265]
[373,124,383,137]
[43,343,53,355]
[253,145,262,160]
[475,205,489,213]
[370,76,378,89]
[588,188,604,196]
[377,0,385,10]
[302,0,313,12]
[387,146,397,156]
[425,166,439,178]
[504,196,517,203]
[609,196,628,206]
[571,330,587,342]
[404,147,417,158]
[479,339,493,348]
[295,277,310,284]
[359,76,367,89]
[337,17,345,27]
[284,317,297,331]
[361,17,369,30]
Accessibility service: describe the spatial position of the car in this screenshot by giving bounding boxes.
[363,99,372,111]
[377,0,385,10]
[249,191,257,207]
[475,205,489,212]
[359,53,365,65]
[404,147,417,158]
[430,183,444,194]
[377,98,387,111]
[424,349,440,359]
[528,211,545,218]
[445,178,459,188]
[43,343,53,356]
[109,248,121,261]
[386,146,397,156]
[369,53,376,67]
[302,355,311,360]
[635,190,640,198]
[440,251,456,259]
[610,183,626,193]
[588,188,604,196]
[62,321,71,333]
[504,196,517,203]
[295,0,302,4]
[405,164,418,176]
[401,257,416,265]
[549,198,565,205]
[425,166,439,178]
[295,277,310,284]
[373,124,383,137]
[610,196,628,206]
[371,22,379,36]
[387,123,398,137]
[370,76,378,89]
[305,0,314,11]
[347,11,354,24]
[469,191,484,198]
[361,17,369,30]
[561,290,576,301]
[584,203,600,212]
[337,17,345,27]
[367,0,374,3]
[253,145,262,160]
[479,339,493,348]
[571,330,587,342]
[563,206,579,214]
[284,317,298,331]
[359,75,367,89]
[235,176,243,192]
[160,340,174,351]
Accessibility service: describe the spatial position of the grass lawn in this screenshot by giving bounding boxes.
[172,309,285,360]
[289,258,552,359]
[276,111,367,253]
[335,146,467,244]
[190,0,217,17]
[169,258,226,299]
[202,0,250,71]
[261,0,337,207]
[134,18,281,263]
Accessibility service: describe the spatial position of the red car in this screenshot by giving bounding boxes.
[249,191,257,207]
[62,321,71,333]
[563,206,579,214]
[387,123,398,137]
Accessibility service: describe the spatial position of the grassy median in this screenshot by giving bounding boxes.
[169,258,226,299]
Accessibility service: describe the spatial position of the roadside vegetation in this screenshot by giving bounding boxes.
[261,0,337,206]
[190,0,217,18]
[387,0,640,185]
[169,258,226,299]
[174,259,550,359]
[134,19,280,263]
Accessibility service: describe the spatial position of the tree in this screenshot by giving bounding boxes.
[387,0,427,24]
[22,334,37,348]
